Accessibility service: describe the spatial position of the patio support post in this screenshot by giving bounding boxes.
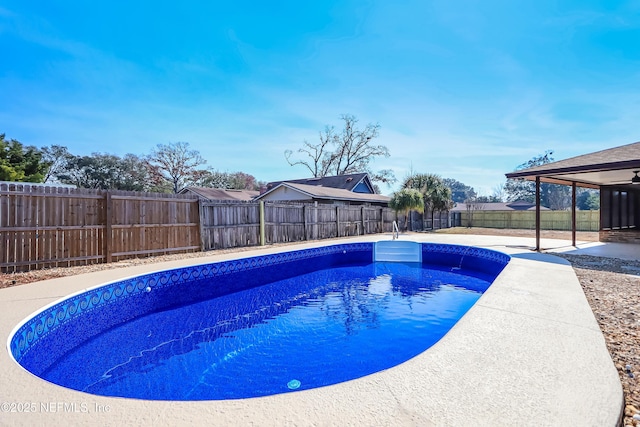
[572,182,577,246]
[535,177,541,252]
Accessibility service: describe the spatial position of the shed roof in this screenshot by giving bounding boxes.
[255,182,390,204]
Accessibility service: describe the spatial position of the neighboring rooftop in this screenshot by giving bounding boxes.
[265,173,375,194]
[451,201,551,212]
[255,182,390,206]
[179,187,259,201]
[0,180,76,188]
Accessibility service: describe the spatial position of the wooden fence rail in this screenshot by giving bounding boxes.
[10,182,601,273]
[1,185,404,272]
[1,184,200,272]
[199,201,398,250]
[458,210,600,231]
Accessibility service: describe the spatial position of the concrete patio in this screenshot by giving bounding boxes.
[0,234,624,426]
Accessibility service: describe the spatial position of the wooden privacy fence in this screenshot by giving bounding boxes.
[1,184,400,272]
[200,201,397,250]
[459,210,601,231]
[1,183,200,272]
[400,210,450,232]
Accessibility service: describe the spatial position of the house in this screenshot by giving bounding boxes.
[178,187,259,201]
[256,173,390,206]
[450,201,551,212]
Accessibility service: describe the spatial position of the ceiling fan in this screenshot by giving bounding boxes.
[607,170,640,185]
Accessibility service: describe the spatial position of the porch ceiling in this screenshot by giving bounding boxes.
[512,167,640,189]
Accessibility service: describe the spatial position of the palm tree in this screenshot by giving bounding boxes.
[402,173,453,229]
[429,183,454,228]
[389,188,424,231]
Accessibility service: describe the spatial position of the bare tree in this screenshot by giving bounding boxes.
[491,183,506,202]
[285,114,395,188]
[464,196,485,228]
[40,145,71,183]
[146,142,206,193]
[285,125,337,178]
[547,185,571,210]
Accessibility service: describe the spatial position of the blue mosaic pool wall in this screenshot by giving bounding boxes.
[421,243,510,278]
[11,243,372,374]
[11,242,509,376]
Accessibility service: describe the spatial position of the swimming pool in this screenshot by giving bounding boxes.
[9,242,509,400]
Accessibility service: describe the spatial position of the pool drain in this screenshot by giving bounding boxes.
[287,379,301,390]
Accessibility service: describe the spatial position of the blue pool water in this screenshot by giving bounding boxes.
[10,243,510,400]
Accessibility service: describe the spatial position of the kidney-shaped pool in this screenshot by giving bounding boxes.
[9,242,509,400]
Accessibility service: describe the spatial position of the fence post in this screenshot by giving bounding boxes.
[313,201,318,239]
[303,204,307,240]
[104,191,113,263]
[197,199,206,251]
[259,201,266,246]
[336,206,340,238]
[361,206,366,235]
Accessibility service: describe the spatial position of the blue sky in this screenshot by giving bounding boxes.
[1,1,639,196]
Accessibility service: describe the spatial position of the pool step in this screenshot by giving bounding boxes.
[374,241,422,263]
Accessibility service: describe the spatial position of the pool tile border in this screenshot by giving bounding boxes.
[9,243,508,364]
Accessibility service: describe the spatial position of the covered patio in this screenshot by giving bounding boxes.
[505,141,640,251]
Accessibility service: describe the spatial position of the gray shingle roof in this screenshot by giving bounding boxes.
[507,142,640,176]
[255,182,389,204]
[266,173,372,192]
[505,141,640,187]
[283,182,390,203]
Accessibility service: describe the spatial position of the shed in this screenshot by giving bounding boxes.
[255,182,390,206]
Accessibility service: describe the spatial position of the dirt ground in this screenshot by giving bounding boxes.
[434,226,601,242]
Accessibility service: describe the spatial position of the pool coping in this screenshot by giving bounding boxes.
[0,234,623,426]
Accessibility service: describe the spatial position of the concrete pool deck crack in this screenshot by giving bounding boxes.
[4,295,66,303]
[380,376,436,427]
[475,301,603,333]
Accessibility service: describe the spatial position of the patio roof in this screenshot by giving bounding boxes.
[504,141,640,251]
[505,141,640,188]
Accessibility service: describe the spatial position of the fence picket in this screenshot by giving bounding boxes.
[3,184,460,272]
[459,210,600,231]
